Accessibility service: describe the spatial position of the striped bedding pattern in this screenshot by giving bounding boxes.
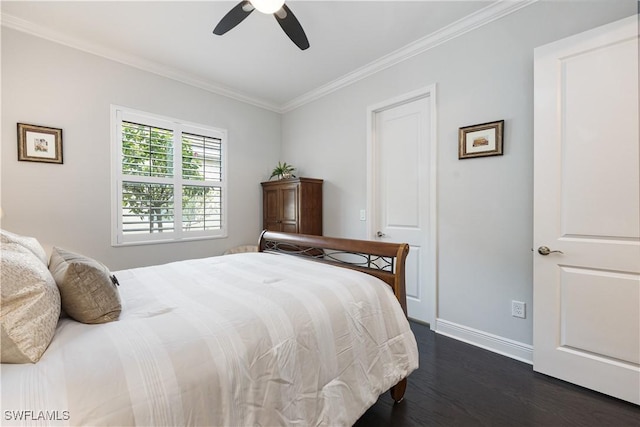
[1,252,419,426]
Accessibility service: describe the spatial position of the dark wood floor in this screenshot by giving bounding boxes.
[355,322,640,426]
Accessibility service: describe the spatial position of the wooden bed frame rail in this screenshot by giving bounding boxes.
[258,230,411,403]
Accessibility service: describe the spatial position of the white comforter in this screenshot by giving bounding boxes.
[1,252,419,426]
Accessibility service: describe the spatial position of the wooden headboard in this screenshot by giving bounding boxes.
[258,230,410,316]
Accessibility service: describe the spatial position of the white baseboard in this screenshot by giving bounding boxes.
[435,319,533,365]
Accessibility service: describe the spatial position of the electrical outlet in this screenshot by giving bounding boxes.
[512,301,526,318]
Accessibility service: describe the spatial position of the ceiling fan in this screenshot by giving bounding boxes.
[213,0,310,50]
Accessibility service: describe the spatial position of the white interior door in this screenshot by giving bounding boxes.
[368,87,436,325]
[533,16,640,404]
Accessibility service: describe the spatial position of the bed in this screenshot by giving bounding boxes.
[1,230,419,426]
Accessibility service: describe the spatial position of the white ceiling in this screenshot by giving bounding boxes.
[1,1,530,112]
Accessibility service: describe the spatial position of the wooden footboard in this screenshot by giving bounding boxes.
[258,230,411,403]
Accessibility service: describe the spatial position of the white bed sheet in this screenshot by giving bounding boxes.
[1,252,418,426]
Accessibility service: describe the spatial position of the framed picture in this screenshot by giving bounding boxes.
[17,123,63,164]
[458,120,504,159]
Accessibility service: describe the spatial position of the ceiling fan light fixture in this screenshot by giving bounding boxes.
[249,0,285,14]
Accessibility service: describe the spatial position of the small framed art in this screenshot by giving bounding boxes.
[458,120,504,159]
[17,123,63,164]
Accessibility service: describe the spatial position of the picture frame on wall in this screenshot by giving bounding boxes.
[17,123,63,164]
[458,120,504,159]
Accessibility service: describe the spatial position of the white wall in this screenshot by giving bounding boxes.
[1,28,281,270]
[281,1,637,348]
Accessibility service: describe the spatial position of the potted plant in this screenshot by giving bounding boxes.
[269,161,296,180]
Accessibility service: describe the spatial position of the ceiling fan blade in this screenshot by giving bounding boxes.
[213,1,255,35]
[274,4,309,50]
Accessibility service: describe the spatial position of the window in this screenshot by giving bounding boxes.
[111,106,227,245]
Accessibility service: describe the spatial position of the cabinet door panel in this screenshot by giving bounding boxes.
[280,187,298,223]
[281,223,298,233]
[264,189,279,224]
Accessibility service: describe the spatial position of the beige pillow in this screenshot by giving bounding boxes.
[49,247,121,324]
[1,229,48,265]
[1,244,61,363]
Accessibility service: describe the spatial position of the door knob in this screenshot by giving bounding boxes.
[538,246,564,256]
[376,231,386,238]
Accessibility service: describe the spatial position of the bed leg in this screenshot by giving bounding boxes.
[390,378,407,403]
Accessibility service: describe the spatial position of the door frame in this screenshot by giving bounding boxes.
[366,84,438,328]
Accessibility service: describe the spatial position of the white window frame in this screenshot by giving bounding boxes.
[110,105,228,246]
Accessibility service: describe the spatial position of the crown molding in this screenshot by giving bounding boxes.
[2,0,538,114]
[280,0,538,112]
[0,13,281,112]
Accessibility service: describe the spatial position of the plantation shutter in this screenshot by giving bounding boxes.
[181,132,224,232]
[112,106,227,245]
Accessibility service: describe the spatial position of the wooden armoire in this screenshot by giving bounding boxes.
[261,177,323,235]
